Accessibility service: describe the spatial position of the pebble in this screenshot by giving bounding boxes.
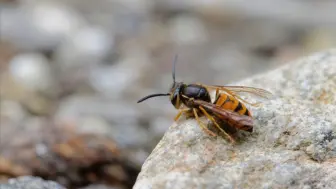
[55,26,114,70]
[77,116,112,136]
[1,176,66,189]
[0,2,83,51]
[0,100,27,123]
[9,53,56,94]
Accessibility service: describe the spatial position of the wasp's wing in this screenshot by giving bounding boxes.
[192,99,254,132]
[205,85,273,99]
[203,84,273,107]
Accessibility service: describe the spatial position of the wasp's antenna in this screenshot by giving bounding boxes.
[137,93,170,103]
[172,54,178,83]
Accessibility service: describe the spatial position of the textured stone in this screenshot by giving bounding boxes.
[133,49,336,189]
[0,176,66,189]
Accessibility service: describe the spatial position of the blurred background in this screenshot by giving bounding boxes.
[1,0,336,188]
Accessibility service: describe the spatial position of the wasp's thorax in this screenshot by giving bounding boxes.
[170,82,211,109]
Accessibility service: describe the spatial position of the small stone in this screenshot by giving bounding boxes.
[77,116,112,136]
[88,53,149,98]
[21,93,54,115]
[9,53,56,93]
[79,184,124,189]
[55,26,114,69]
[0,176,66,189]
[0,100,27,123]
[0,2,83,51]
[89,64,137,99]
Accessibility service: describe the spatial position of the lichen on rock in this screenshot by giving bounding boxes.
[133,49,336,189]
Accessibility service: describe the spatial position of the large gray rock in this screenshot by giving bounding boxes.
[133,49,336,189]
[0,176,66,189]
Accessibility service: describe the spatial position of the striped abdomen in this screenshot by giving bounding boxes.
[213,93,253,132]
[214,93,251,117]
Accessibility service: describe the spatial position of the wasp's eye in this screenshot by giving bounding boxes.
[170,90,182,109]
[170,92,177,105]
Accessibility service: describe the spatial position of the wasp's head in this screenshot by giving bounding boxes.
[169,81,185,109]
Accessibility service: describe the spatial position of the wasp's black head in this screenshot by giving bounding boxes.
[169,82,185,109]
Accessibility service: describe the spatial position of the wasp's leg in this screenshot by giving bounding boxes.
[174,109,190,121]
[198,106,235,144]
[192,108,216,137]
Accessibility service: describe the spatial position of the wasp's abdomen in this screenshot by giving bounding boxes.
[214,93,251,117]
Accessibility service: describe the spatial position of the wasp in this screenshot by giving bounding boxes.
[137,55,273,143]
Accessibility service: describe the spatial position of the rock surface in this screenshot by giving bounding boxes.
[133,49,336,189]
[0,176,66,189]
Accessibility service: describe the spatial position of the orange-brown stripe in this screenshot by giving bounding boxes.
[223,96,239,111]
[215,94,229,107]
